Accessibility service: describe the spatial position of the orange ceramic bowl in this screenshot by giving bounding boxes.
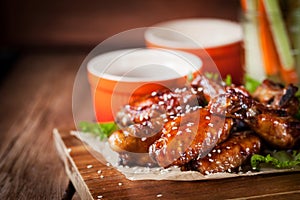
[145,18,244,84]
[87,48,202,122]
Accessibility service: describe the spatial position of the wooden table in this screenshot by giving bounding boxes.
[1,51,300,199]
[0,51,83,199]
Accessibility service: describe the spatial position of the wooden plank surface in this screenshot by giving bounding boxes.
[0,51,84,199]
[54,129,300,200]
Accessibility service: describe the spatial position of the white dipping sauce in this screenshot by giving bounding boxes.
[145,18,243,49]
[88,48,202,82]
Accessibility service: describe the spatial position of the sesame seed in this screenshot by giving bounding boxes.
[151,91,157,96]
[176,131,183,136]
[100,175,104,179]
[67,148,72,153]
[157,194,163,198]
[118,182,123,186]
[87,165,93,169]
[97,195,103,199]
[97,170,102,174]
[187,122,194,127]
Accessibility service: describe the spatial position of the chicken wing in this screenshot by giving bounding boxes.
[253,80,299,115]
[116,74,225,128]
[224,89,300,149]
[149,108,233,168]
[183,131,261,174]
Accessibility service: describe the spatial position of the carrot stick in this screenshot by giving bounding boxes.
[263,0,298,84]
[240,0,247,11]
[258,0,280,76]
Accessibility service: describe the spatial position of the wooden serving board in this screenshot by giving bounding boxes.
[53,129,300,200]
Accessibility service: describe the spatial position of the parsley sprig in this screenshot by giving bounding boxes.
[79,121,118,140]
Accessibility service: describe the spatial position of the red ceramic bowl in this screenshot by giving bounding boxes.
[145,18,244,84]
[87,48,202,122]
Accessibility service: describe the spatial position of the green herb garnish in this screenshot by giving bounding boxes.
[251,150,300,170]
[244,75,261,93]
[224,74,232,86]
[205,72,219,81]
[79,121,118,140]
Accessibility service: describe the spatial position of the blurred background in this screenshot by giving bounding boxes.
[0,0,240,80]
[0,0,239,48]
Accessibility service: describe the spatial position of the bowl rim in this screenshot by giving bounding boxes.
[144,18,243,50]
[87,48,202,83]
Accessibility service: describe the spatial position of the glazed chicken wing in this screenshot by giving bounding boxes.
[116,74,225,128]
[224,89,300,149]
[182,131,261,174]
[108,129,158,153]
[252,80,299,115]
[149,108,233,168]
[116,87,203,128]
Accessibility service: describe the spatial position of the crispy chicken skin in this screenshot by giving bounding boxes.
[116,74,225,128]
[149,108,233,168]
[225,89,300,149]
[108,129,161,153]
[183,131,261,174]
[116,87,203,128]
[252,80,299,115]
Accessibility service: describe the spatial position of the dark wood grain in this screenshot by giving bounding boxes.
[0,51,85,199]
[54,130,300,200]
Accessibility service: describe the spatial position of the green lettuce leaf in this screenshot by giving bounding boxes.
[251,150,300,170]
[79,121,118,140]
[224,74,232,86]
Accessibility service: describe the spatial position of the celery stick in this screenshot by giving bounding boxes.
[287,0,300,74]
[243,0,266,82]
[263,0,295,70]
